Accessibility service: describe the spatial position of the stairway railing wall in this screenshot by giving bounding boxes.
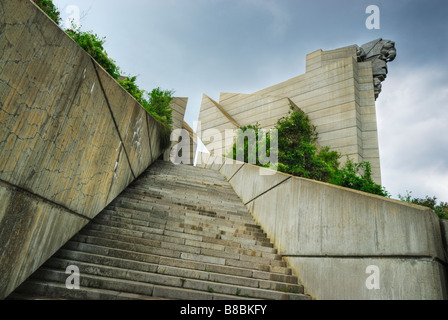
[197,155,448,300]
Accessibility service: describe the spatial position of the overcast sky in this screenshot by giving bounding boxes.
[53,0,448,202]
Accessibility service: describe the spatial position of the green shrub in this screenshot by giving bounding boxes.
[230,105,389,197]
[33,0,62,25]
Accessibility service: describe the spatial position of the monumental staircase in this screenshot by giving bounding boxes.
[8,160,311,300]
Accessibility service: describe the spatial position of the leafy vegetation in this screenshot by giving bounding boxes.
[35,0,174,147]
[398,191,448,220]
[141,87,174,127]
[33,0,62,25]
[230,105,389,197]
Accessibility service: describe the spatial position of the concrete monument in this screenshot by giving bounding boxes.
[197,40,397,184]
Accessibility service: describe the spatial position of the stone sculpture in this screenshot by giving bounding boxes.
[357,38,396,99]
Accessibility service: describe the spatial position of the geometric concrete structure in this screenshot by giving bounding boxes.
[0,0,167,299]
[198,41,397,184]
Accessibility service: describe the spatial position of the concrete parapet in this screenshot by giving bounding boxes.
[202,156,448,299]
[0,0,166,298]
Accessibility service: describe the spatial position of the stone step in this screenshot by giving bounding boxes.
[105,205,263,240]
[87,217,278,259]
[130,177,239,196]
[80,223,277,262]
[60,243,298,284]
[10,160,311,300]
[128,180,242,202]
[30,265,308,300]
[109,201,254,229]
[121,176,247,204]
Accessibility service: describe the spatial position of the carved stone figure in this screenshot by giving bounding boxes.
[356,38,396,99]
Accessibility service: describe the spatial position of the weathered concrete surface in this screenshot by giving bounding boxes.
[0,0,166,298]
[199,156,448,299]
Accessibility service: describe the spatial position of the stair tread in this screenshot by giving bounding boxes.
[31,266,308,300]
[58,244,299,283]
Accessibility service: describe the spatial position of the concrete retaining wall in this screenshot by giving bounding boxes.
[198,155,448,299]
[0,0,166,298]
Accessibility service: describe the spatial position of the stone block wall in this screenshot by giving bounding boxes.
[0,0,165,298]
